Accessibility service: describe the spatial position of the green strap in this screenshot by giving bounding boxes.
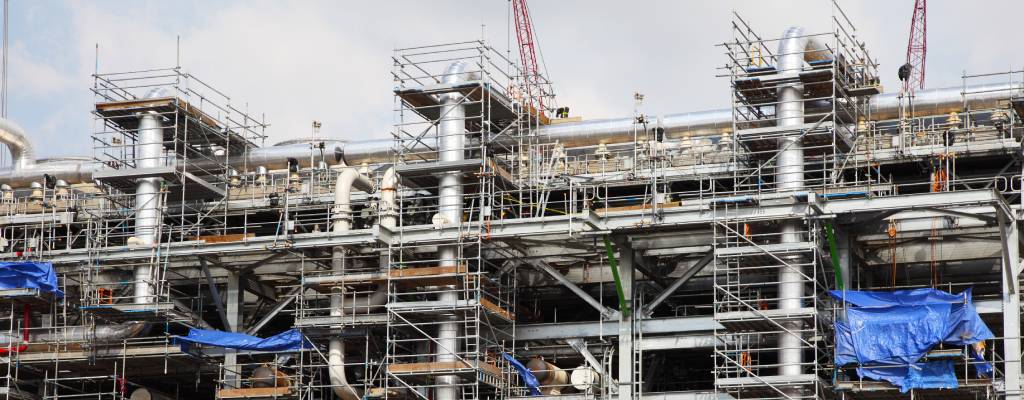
[824,222,845,290]
[604,235,631,317]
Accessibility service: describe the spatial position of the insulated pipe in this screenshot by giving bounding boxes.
[380,168,398,230]
[133,88,168,305]
[775,26,816,382]
[868,82,1024,120]
[240,141,344,171]
[527,358,570,395]
[0,158,95,189]
[0,321,148,345]
[0,80,1020,188]
[0,118,34,170]
[435,61,473,400]
[329,168,381,400]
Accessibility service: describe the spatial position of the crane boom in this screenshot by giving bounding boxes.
[905,0,927,92]
[511,0,545,116]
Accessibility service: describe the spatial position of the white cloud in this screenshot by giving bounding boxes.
[7,42,75,97]
[5,0,1024,158]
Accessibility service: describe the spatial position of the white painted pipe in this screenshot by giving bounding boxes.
[328,167,383,400]
[435,61,477,400]
[133,88,168,305]
[775,26,814,381]
[0,117,35,170]
[0,321,148,345]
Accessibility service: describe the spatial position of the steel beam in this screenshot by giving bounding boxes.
[642,252,714,316]
[999,212,1022,399]
[515,316,720,341]
[617,239,635,399]
[20,190,1004,266]
[566,338,617,393]
[224,272,243,385]
[234,252,289,274]
[527,260,618,319]
[246,286,301,335]
[199,257,230,332]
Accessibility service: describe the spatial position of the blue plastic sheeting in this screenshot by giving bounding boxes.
[0,261,64,297]
[972,344,993,378]
[821,191,868,200]
[829,287,967,308]
[502,353,541,396]
[857,361,957,393]
[831,288,994,393]
[177,329,306,352]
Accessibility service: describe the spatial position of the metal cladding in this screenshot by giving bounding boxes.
[0,80,1020,187]
[775,25,813,382]
[0,117,35,170]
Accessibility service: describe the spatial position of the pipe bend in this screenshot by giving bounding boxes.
[0,117,35,170]
[777,26,829,73]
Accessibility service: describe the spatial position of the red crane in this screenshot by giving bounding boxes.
[904,0,927,93]
[511,0,546,117]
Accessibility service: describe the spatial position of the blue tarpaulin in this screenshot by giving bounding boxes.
[0,261,63,297]
[856,360,958,393]
[502,353,541,396]
[830,288,994,392]
[177,329,306,352]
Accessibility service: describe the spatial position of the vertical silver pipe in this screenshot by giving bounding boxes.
[776,26,811,379]
[329,168,373,400]
[435,61,471,400]
[134,108,163,304]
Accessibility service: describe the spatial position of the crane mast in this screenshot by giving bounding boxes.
[511,0,546,117]
[904,0,927,92]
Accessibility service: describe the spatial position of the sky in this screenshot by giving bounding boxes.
[6,0,1024,159]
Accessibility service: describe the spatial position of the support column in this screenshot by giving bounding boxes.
[837,228,852,290]
[616,241,635,400]
[224,272,243,386]
[1002,215,1021,399]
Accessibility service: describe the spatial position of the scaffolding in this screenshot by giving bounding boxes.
[84,67,268,321]
[0,4,1023,400]
[713,4,877,399]
[386,40,521,399]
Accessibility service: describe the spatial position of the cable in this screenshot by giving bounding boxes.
[1,0,7,118]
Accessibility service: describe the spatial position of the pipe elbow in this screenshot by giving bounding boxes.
[0,118,35,170]
[332,168,373,232]
[442,61,480,85]
[777,26,829,73]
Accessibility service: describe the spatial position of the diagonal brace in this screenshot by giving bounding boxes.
[527,260,618,319]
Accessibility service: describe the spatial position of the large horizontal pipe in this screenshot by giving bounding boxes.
[0,82,1019,188]
[534,82,1024,148]
[868,82,1022,120]
[0,321,147,345]
[0,158,95,188]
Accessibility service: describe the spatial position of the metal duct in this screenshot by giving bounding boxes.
[527,358,570,395]
[329,168,383,400]
[132,88,168,305]
[240,140,344,171]
[435,60,473,400]
[0,78,1020,189]
[528,83,1022,150]
[0,321,148,345]
[0,118,34,170]
[336,140,395,167]
[0,158,95,188]
[868,82,1024,120]
[775,26,816,383]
